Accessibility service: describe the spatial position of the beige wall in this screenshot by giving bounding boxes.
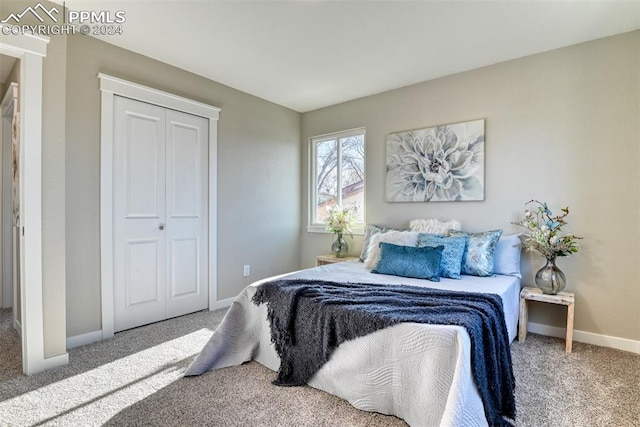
[6,58,20,86]
[301,31,640,341]
[42,31,67,358]
[65,35,301,337]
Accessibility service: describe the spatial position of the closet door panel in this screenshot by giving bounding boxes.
[165,109,209,318]
[113,96,167,332]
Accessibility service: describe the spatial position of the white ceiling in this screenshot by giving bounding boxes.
[57,1,639,112]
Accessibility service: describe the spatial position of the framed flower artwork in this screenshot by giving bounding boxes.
[386,119,485,202]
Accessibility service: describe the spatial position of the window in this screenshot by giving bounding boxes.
[309,128,365,233]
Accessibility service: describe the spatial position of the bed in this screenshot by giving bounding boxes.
[184,260,520,426]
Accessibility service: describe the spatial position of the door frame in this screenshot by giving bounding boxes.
[0,26,49,375]
[99,73,220,339]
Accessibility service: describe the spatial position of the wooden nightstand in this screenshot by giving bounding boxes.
[315,254,359,267]
[519,286,575,353]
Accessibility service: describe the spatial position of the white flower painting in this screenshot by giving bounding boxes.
[386,119,485,202]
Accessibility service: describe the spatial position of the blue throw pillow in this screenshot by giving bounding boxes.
[416,234,466,279]
[449,229,503,277]
[372,242,443,282]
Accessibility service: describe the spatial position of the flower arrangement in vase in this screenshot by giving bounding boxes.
[513,200,582,294]
[325,205,357,258]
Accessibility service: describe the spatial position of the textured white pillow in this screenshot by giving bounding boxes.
[364,230,421,269]
[409,218,462,235]
[359,225,403,262]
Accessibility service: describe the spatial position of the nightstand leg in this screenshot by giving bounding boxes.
[566,302,575,353]
[519,297,528,343]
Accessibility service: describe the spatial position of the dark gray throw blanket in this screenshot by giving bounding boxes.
[252,279,516,426]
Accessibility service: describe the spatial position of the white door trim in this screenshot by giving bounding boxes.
[99,73,220,339]
[0,26,49,375]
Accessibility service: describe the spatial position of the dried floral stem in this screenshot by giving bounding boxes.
[512,200,582,259]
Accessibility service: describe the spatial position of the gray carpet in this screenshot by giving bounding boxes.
[1,307,638,426]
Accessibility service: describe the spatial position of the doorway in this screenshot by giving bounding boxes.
[1,77,19,326]
[0,31,48,375]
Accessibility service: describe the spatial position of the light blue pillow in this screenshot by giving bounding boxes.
[493,234,522,278]
[449,229,503,277]
[372,242,443,282]
[416,234,466,279]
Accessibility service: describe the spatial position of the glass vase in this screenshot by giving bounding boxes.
[535,257,567,295]
[331,233,349,258]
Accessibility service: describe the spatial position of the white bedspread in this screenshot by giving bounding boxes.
[185,261,520,427]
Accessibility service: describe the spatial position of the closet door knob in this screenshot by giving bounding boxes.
[159,224,165,231]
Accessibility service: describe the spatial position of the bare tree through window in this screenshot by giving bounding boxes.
[313,131,365,224]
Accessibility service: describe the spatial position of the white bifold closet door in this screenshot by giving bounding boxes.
[113,96,209,333]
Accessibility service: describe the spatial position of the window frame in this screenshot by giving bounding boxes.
[307,127,366,234]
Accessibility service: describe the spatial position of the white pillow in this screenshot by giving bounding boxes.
[364,230,421,269]
[409,218,462,235]
[359,225,403,262]
[493,234,522,278]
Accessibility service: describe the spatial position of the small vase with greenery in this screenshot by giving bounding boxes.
[513,200,582,294]
[325,205,357,258]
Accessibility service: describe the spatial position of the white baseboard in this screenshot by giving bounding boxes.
[66,301,233,349]
[67,329,104,349]
[44,352,69,370]
[13,319,21,336]
[211,297,234,310]
[528,321,640,354]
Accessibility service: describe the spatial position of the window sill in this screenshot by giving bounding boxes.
[306,224,365,236]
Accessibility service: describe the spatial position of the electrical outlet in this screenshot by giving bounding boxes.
[243,265,251,277]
